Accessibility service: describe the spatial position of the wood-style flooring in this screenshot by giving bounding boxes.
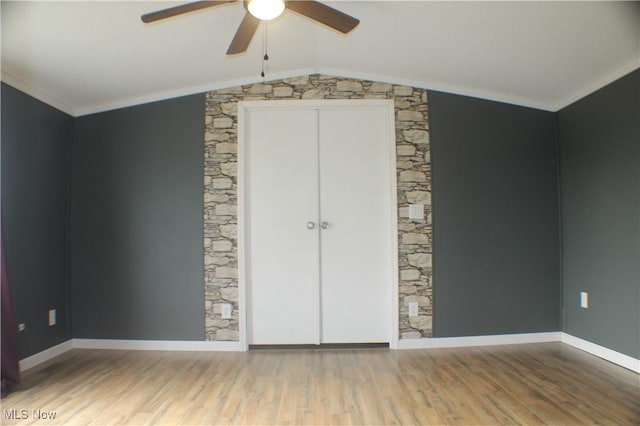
[2,342,639,425]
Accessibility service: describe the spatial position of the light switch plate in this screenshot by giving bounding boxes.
[221,303,232,319]
[408,204,424,220]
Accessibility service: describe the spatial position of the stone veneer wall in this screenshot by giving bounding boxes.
[204,74,431,341]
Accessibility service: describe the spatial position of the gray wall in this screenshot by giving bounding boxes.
[71,94,206,340]
[558,70,640,358]
[1,83,73,358]
[429,91,561,337]
[6,69,635,356]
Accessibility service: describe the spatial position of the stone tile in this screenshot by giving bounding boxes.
[394,86,413,96]
[212,178,233,189]
[397,144,417,156]
[403,129,429,144]
[273,86,294,97]
[407,253,432,268]
[369,82,393,93]
[402,233,429,245]
[400,171,427,182]
[406,190,431,204]
[248,84,273,94]
[213,117,234,128]
[397,110,425,122]
[336,80,363,92]
[215,142,237,154]
[400,268,420,281]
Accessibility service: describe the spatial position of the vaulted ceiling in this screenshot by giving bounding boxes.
[2,1,639,116]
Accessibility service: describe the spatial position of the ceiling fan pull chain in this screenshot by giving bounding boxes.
[264,22,269,61]
[261,22,269,78]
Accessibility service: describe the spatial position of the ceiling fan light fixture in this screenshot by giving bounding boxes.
[248,0,285,21]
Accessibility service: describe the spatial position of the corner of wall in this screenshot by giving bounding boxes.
[553,110,565,333]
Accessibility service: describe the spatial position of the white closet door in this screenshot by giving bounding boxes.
[318,108,392,343]
[245,108,320,344]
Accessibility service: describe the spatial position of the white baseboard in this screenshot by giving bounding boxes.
[19,333,638,374]
[397,332,639,374]
[398,332,563,350]
[19,340,74,371]
[72,339,244,352]
[561,333,640,373]
[19,339,244,371]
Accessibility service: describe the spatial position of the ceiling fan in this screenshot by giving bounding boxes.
[141,0,360,55]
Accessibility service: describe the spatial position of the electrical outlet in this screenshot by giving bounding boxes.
[580,292,589,309]
[221,303,232,319]
[18,323,26,332]
[49,309,57,326]
[408,301,419,317]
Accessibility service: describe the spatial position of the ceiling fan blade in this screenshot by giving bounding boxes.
[286,0,359,34]
[227,12,261,55]
[141,1,235,23]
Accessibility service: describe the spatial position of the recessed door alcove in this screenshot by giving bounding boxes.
[202,75,433,345]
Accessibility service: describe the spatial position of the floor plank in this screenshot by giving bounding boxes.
[2,343,638,425]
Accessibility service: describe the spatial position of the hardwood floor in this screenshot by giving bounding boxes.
[2,343,638,425]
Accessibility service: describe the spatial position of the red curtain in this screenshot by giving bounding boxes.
[1,222,20,398]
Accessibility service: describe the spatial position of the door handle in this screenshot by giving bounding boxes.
[306,221,316,230]
[321,221,330,229]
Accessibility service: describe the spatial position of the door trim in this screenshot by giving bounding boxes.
[238,99,399,350]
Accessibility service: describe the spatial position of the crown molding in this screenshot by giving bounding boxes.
[1,71,75,116]
[5,62,639,118]
[552,59,640,111]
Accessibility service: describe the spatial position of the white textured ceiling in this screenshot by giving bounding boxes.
[2,1,639,116]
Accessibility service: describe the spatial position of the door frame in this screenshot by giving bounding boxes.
[238,99,399,350]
